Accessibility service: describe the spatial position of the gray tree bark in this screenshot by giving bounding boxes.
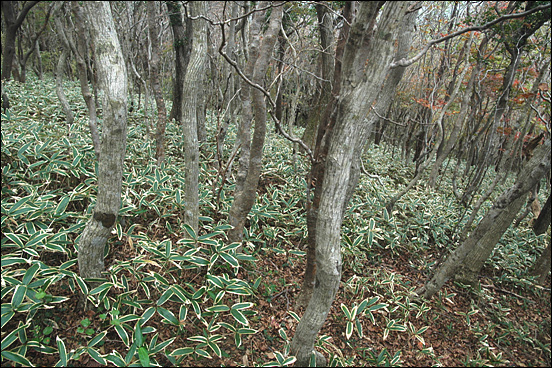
[228,2,283,243]
[71,3,101,158]
[419,138,551,299]
[181,1,208,236]
[290,3,411,365]
[167,1,192,124]
[78,1,128,280]
[146,1,168,166]
[54,48,74,128]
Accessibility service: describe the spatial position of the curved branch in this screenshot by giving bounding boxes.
[218,9,315,162]
[390,3,551,68]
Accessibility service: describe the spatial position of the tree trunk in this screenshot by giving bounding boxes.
[34,39,43,79]
[216,1,240,165]
[296,1,350,309]
[427,35,484,189]
[167,1,192,124]
[290,3,411,365]
[532,193,551,235]
[71,3,101,159]
[419,138,551,299]
[227,2,283,243]
[385,35,471,213]
[530,241,551,285]
[146,1,168,166]
[54,48,75,128]
[299,2,335,151]
[1,1,40,81]
[78,1,128,280]
[181,1,208,236]
[52,2,75,128]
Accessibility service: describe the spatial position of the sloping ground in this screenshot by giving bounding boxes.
[2,77,550,367]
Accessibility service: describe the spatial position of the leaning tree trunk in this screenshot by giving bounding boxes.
[419,138,551,299]
[290,3,411,366]
[78,1,128,280]
[181,1,207,236]
[227,2,283,243]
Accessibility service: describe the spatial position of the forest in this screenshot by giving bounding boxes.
[1,1,551,367]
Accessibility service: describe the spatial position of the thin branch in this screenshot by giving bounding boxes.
[218,8,315,162]
[390,3,551,68]
[181,1,287,26]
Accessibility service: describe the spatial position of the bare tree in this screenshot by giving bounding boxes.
[227,1,284,242]
[290,3,412,365]
[146,1,168,165]
[181,1,208,236]
[418,138,551,299]
[1,1,40,81]
[78,1,128,280]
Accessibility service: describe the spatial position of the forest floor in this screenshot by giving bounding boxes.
[2,76,551,367]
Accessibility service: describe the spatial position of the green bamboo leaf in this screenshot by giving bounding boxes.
[340,304,351,320]
[138,346,150,367]
[170,347,194,356]
[157,307,179,325]
[157,288,174,306]
[22,263,40,285]
[368,303,388,312]
[74,275,89,295]
[114,324,130,346]
[1,311,15,329]
[206,274,225,289]
[140,307,156,326]
[208,339,222,357]
[105,352,126,367]
[4,233,26,248]
[89,283,113,296]
[25,231,51,249]
[1,257,28,268]
[135,322,144,347]
[87,347,106,365]
[1,322,30,351]
[195,348,211,358]
[206,305,230,313]
[11,285,27,308]
[56,336,67,367]
[182,224,197,240]
[88,331,107,348]
[230,308,248,326]
[346,321,353,339]
[188,335,207,343]
[191,286,206,300]
[150,336,175,354]
[220,252,239,268]
[55,196,71,216]
[232,302,254,311]
[1,350,33,366]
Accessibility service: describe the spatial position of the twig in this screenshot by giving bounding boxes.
[390,3,551,68]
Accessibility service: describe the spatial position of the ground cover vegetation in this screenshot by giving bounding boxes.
[2,75,550,367]
[1,1,551,367]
